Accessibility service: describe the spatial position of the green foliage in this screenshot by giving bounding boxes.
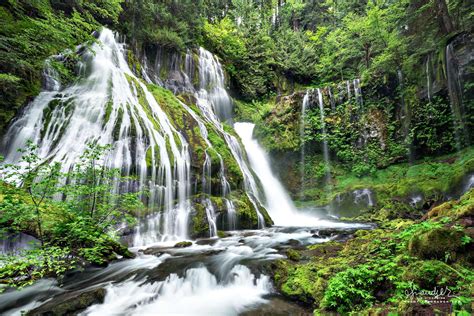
[118,0,203,50]
[0,246,74,289]
[0,142,142,288]
[274,206,474,313]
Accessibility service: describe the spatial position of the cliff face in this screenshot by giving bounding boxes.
[251,33,474,210]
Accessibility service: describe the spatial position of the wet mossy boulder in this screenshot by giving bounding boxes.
[286,249,301,261]
[27,288,106,316]
[174,241,193,248]
[408,227,464,261]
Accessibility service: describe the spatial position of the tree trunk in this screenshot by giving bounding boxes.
[434,0,454,34]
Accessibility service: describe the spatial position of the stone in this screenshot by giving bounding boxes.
[27,288,106,316]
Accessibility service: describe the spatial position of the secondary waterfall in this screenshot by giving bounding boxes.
[317,88,331,183]
[235,122,348,227]
[193,48,265,228]
[300,91,310,196]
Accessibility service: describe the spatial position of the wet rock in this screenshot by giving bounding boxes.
[195,238,219,246]
[141,246,173,256]
[240,296,312,316]
[174,241,193,248]
[285,239,301,246]
[27,287,106,316]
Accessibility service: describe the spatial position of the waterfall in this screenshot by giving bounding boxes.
[328,87,336,111]
[346,80,351,99]
[353,78,363,106]
[3,29,194,243]
[397,69,414,163]
[317,89,331,183]
[193,48,265,228]
[235,122,338,226]
[299,91,310,197]
[197,48,233,123]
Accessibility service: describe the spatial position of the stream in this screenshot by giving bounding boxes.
[1,222,370,315]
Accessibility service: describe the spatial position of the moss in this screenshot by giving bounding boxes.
[112,107,124,141]
[408,227,465,261]
[103,99,113,126]
[217,230,226,238]
[428,189,474,219]
[190,202,210,238]
[127,50,142,75]
[174,241,192,248]
[286,249,301,261]
[231,193,259,229]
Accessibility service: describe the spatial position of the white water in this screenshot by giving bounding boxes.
[299,91,310,194]
[83,265,271,316]
[3,29,192,244]
[353,189,374,207]
[426,56,432,102]
[194,48,265,227]
[235,122,354,227]
[317,89,331,183]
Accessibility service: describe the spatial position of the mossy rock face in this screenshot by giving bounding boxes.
[408,227,464,261]
[27,287,106,316]
[190,202,210,239]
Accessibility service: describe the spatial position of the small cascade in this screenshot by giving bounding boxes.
[299,91,310,196]
[83,265,271,315]
[353,189,374,207]
[346,80,351,99]
[353,78,363,106]
[397,69,414,163]
[446,43,469,149]
[197,48,233,122]
[317,89,331,183]
[194,48,265,228]
[204,199,218,237]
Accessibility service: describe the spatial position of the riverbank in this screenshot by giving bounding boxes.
[271,188,474,314]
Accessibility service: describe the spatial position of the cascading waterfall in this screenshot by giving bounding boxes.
[197,48,233,123]
[346,80,351,99]
[299,91,310,197]
[317,89,331,183]
[235,122,347,227]
[142,45,262,230]
[3,29,193,244]
[194,48,265,228]
[353,78,363,106]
